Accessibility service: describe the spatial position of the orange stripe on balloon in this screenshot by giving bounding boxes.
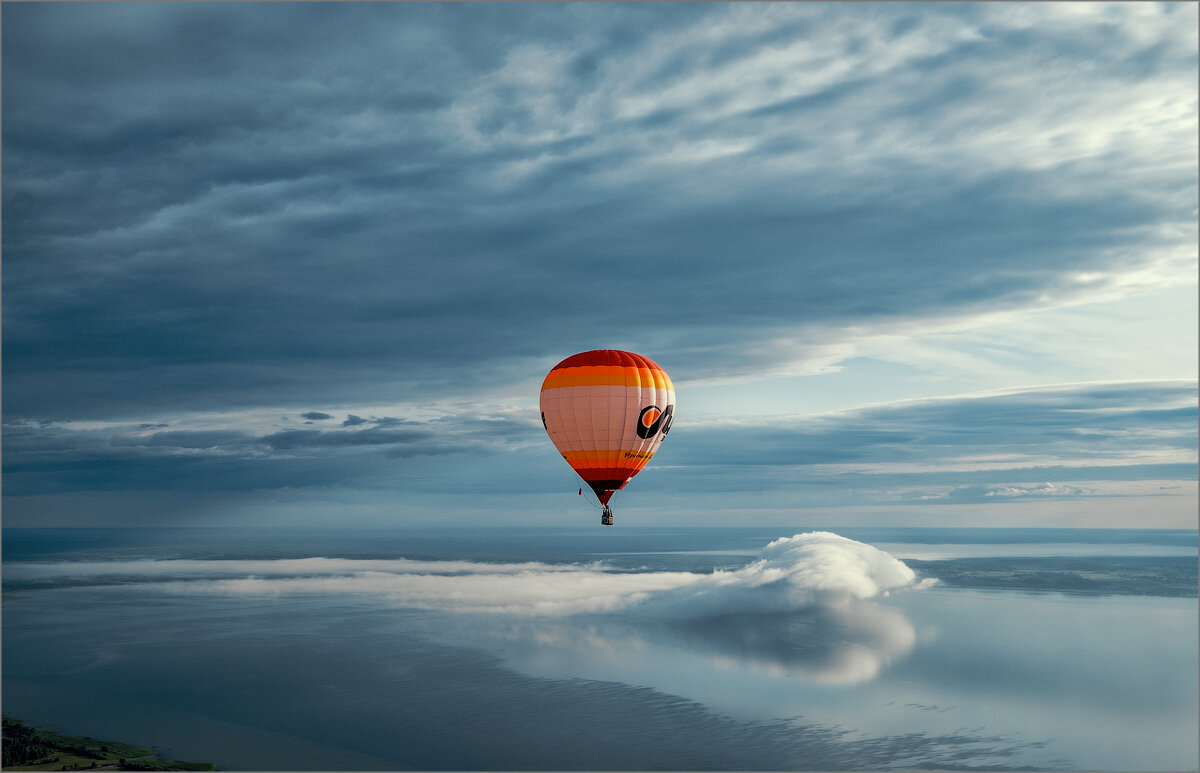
[541,365,672,391]
[559,449,657,465]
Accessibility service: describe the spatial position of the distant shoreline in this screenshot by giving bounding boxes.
[2,716,215,772]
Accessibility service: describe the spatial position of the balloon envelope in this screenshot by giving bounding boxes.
[539,350,675,506]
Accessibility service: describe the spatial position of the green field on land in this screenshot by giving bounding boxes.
[2,717,214,772]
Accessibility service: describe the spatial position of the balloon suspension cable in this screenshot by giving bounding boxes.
[571,483,603,510]
[582,489,603,510]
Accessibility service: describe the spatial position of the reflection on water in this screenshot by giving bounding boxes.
[414,594,921,742]
[409,584,1197,771]
[663,602,916,684]
[455,601,917,686]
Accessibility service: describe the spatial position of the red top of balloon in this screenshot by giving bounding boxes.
[550,349,665,371]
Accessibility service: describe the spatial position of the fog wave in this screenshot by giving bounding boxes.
[643,531,934,617]
[7,532,933,617]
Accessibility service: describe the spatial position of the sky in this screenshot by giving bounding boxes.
[3,1,1197,529]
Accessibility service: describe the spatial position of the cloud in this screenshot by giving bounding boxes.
[655,381,1198,501]
[3,3,1195,421]
[641,532,934,617]
[2,380,1192,515]
[0,404,547,499]
[706,380,1196,464]
[896,482,1097,504]
[5,531,930,617]
[261,427,432,451]
[979,482,1092,499]
[4,556,592,585]
[4,531,931,684]
[3,4,1194,528]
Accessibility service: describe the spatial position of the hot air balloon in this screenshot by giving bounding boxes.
[540,350,675,526]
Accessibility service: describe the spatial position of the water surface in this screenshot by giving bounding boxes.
[3,526,1196,770]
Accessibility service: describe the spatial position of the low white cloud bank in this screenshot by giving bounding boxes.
[6,556,591,581]
[640,532,934,618]
[8,532,933,617]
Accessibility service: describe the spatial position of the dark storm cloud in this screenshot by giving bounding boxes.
[3,3,1195,421]
[301,412,333,421]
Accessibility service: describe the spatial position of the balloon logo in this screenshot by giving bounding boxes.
[540,349,676,511]
[636,404,673,439]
